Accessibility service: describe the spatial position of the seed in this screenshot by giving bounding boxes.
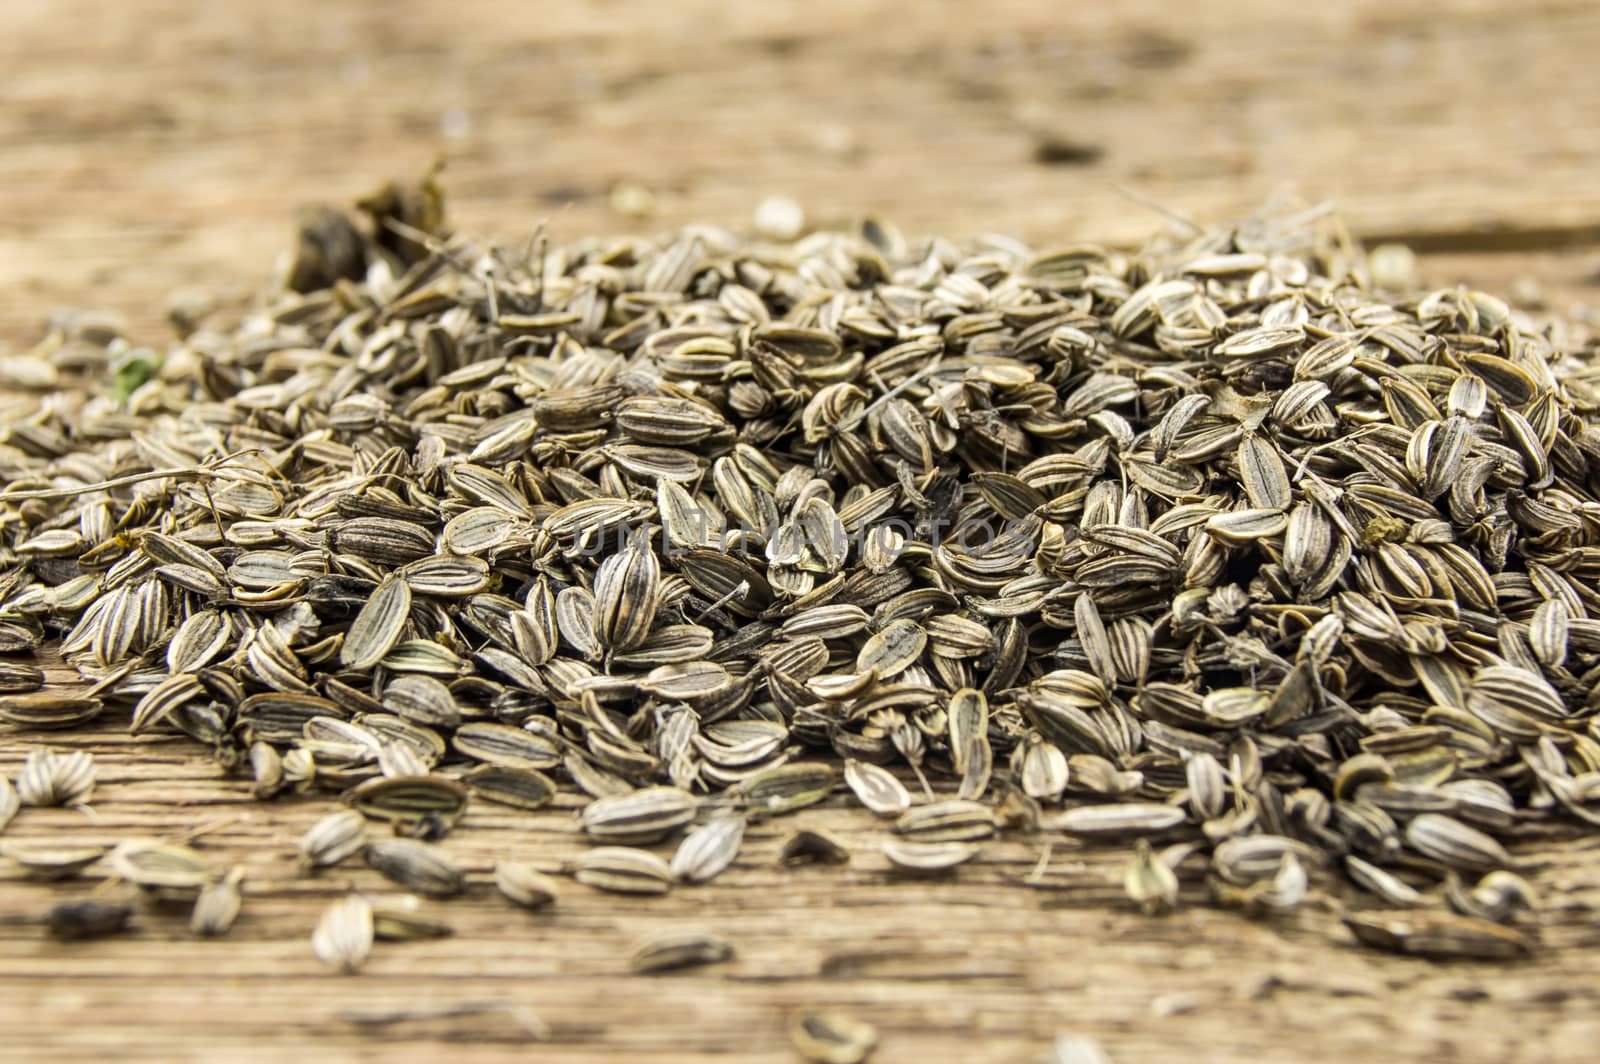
[593,540,661,652]
[312,895,375,973]
[300,810,367,869]
[340,574,412,671]
[0,692,102,729]
[844,760,911,818]
[856,619,927,678]
[346,775,470,833]
[364,840,465,898]
[883,839,982,873]
[451,722,563,771]
[110,840,210,895]
[381,674,460,729]
[1124,839,1179,914]
[371,896,454,940]
[1345,855,1427,908]
[670,814,746,884]
[892,800,994,842]
[1404,813,1511,872]
[46,899,133,941]
[4,843,105,880]
[779,829,850,866]
[1049,1034,1112,1064]
[1055,803,1186,839]
[465,765,558,811]
[495,862,560,909]
[191,867,245,937]
[1019,736,1069,802]
[947,688,988,775]
[738,763,836,817]
[1342,910,1533,960]
[572,846,673,895]
[628,929,734,973]
[0,775,18,832]
[789,1011,877,1064]
[580,786,698,844]
[16,748,95,807]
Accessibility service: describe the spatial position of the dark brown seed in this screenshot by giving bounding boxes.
[46,899,134,941]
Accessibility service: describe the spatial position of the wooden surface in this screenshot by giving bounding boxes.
[4,1,1600,1060]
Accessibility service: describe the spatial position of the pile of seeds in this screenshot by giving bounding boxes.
[4,183,1600,963]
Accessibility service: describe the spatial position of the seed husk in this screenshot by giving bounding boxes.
[1124,839,1179,914]
[340,575,412,671]
[0,692,103,729]
[1403,813,1511,872]
[451,722,562,771]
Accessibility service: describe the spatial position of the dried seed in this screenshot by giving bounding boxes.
[364,839,465,897]
[581,786,698,844]
[191,867,245,937]
[340,574,412,671]
[495,861,560,909]
[893,800,994,842]
[312,895,375,973]
[0,692,104,730]
[47,899,133,941]
[346,775,470,833]
[670,814,747,883]
[790,1011,878,1064]
[300,809,367,869]
[16,748,95,807]
[1124,839,1180,914]
[780,829,850,866]
[465,764,558,811]
[1342,910,1532,960]
[371,896,454,940]
[0,775,18,833]
[883,838,982,873]
[1056,803,1186,839]
[4,843,105,880]
[628,929,734,973]
[844,760,911,818]
[1403,813,1510,872]
[572,846,673,895]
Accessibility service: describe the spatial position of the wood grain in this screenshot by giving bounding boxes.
[4,1,1600,1060]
